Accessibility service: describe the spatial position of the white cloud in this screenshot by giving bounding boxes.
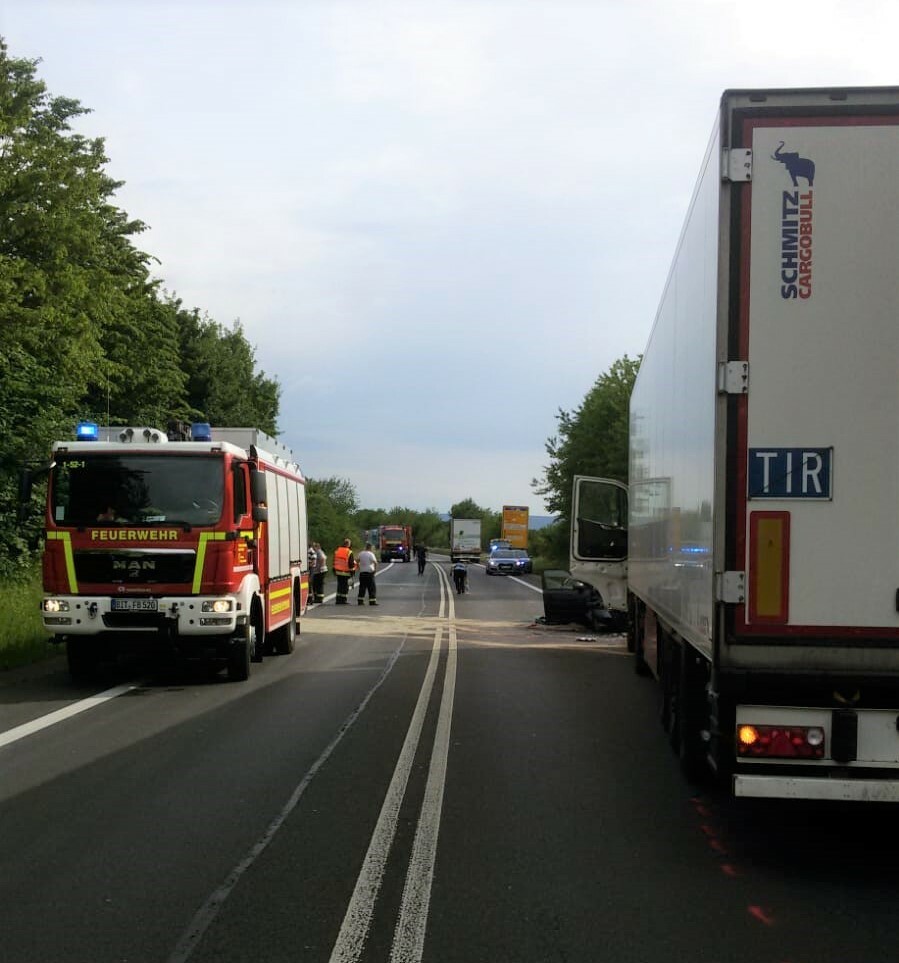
[7,0,899,513]
[328,4,493,111]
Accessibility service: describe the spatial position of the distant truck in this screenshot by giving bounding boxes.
[450,518,482,563]
[23,421,308,683]
[501,505,529,550]
[570,87,899,802]
[378,524,412,562]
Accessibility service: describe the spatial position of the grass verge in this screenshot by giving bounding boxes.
[0,565,60,671]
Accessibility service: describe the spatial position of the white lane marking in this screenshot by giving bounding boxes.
[328,620,445,963]
[0,684,137,750]
[390,613,457,962]
[167,632,411,963]
[472,565,543,594]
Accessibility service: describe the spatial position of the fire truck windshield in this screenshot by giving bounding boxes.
[51,453,226,527]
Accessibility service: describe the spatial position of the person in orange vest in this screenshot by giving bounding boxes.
[333,538,357,605]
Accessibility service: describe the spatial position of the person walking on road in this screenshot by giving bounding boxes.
[333,538,356,605]
[311,542,327,604]
[415,543,428,575]
[452,559,468,595]
[357,541,379,606]
[307,544,316,603]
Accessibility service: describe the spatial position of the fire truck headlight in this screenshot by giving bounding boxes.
[42,599,70,614]
[202,599,234,614]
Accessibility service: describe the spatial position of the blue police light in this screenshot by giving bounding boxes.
[76,421,100,441]
[191,422,213,442]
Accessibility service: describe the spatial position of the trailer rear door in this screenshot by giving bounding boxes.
[736,106,899,640]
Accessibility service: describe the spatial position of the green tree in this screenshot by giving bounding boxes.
[83,292,189,427]
[409,509,451,549]
[350,507,450,551]
[527,519,569,568]
[0,39,156,570]
[307,477,360,557]
[0,37,285,574]
[534,354,640,524]
[449,497,486,519]
[481,509,502,546]
[174,301,280,432]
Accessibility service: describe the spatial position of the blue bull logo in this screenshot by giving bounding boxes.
[772,141,815,186]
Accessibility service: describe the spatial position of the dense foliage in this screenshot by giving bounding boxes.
[353,504,451,552]
[0,39,278,574]
[533,355,640,561]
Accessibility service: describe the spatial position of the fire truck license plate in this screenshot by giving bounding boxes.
[111,599,158,612]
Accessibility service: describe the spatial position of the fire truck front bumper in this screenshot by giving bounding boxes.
[41,595,244,637]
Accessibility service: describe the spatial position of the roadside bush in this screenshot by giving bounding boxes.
[0,564,58,670]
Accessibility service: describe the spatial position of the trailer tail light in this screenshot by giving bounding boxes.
[737,724,825,759]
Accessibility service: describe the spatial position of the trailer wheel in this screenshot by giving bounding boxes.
[659,631,676,737]
[667,640,709,782]
[273,589,297,655]
[67,638,99,685]
[632,600,651,676]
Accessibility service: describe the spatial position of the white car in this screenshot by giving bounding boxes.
[485,549,532,575]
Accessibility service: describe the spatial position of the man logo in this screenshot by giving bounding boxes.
[113,559,157,577]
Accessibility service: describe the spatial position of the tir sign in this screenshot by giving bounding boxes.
[748,448,832,499]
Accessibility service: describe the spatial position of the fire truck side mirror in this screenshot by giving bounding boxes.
[250,467,267,506]
[250,467,268,522]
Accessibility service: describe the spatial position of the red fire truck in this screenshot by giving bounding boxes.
[378,524,412,562]
[24,421,309,682]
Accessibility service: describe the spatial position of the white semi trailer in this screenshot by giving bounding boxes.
[450,518,482,564]
[576,87,899,801]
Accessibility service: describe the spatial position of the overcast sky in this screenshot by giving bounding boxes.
[4,1,899,514]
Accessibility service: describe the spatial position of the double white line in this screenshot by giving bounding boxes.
[330,563,458,963]
[169,564,458,963]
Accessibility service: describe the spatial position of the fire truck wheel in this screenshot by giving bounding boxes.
[67,638,99,684]
[227,639,251,682]
[273,592,297,655]
[250,601,265,663]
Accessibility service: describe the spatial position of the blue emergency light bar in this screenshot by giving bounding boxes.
[191,422,213,441]
[76,421,100,441]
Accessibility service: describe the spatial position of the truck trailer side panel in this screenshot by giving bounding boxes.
[626,87,899,799]
[628,112,721,661]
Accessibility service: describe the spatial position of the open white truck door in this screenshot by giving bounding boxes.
[541,475,629,629]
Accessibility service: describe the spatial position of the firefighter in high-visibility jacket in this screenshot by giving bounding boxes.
[333,538,357,605]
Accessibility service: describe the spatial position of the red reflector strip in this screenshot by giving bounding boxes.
[737,724,825,759]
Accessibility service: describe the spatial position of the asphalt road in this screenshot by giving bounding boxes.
[3,558,899,962]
